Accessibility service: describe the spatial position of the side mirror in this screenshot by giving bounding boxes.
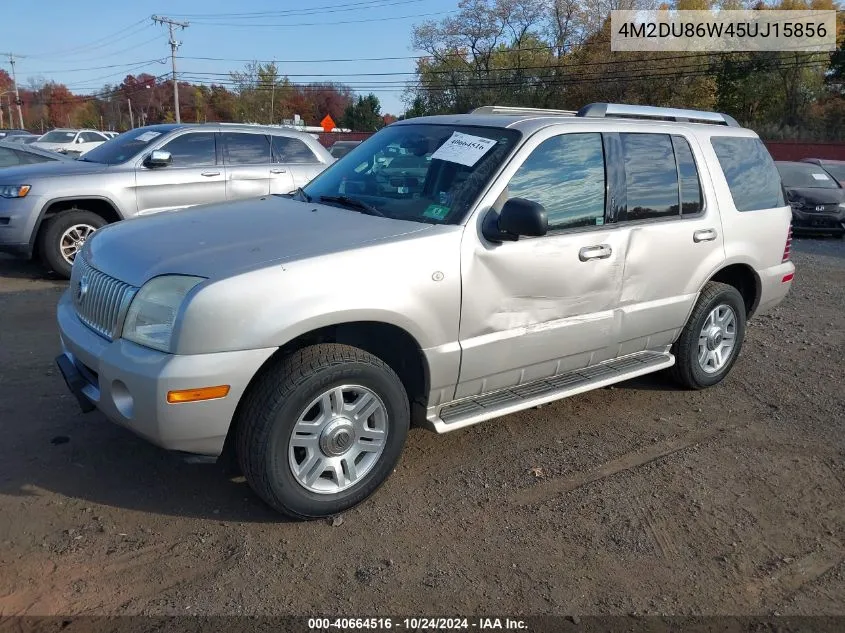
[144,150,172,168]
[482,197,548,242]
[76,137,85,144]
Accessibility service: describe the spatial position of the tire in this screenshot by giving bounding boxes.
[235,343,410,519]
[40,210,106,279]
[669,281,747,390]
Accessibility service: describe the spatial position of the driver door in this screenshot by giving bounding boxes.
[134,131,225,215]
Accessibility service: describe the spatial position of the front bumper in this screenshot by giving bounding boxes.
[0,194,44,258]
[56,291,276,455]
[790,208,845,234]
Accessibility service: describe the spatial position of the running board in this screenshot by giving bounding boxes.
[429,350,675,433]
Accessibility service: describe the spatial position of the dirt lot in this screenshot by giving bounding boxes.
[0,238,843,618]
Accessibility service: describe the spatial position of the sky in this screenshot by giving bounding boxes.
[2,0,458,116]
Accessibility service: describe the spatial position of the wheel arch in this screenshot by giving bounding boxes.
[30,195,124,258]
[702,262,762,319]
[218,320,431,472]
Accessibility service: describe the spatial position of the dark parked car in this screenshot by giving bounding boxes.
[3,133,41,145]
[776,161,845,237]
[328,140,362,159]
[800,158,845,187]
[0,141,73,168]
[0,129,32,140]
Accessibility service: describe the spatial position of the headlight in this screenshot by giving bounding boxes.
[122,275,205,353]
[0,185,31,198]
[838,203,845,209]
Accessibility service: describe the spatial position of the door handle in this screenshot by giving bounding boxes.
[201,171,220,177]
[693,228,717,243]
[270,168,287,174]
[579,244,612,261]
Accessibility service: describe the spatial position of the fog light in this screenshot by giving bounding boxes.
[167,385,230,404]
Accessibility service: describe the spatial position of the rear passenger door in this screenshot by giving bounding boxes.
[271,135,325,191]
[614,132,725,355]
[221,132,272,200]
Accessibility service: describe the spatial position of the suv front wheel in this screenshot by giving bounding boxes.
[40,210,106,278]
[235,343,410,519]
[670,281,747,389]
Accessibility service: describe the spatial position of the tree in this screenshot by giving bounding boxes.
[342,94,384,131]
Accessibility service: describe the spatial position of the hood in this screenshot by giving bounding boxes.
[785,187,845,206]
[0,158,110,181]
[84,196,434,286]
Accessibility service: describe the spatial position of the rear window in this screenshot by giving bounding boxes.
[711,137,784,211]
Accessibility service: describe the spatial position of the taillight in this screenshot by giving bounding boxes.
[782,224,792,262]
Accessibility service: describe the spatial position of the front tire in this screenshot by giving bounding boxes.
[669,281,747,390]
[235,343,410,519]
[40,210,106,278]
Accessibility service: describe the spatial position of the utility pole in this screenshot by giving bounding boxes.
[151,16,189,123]
[2,53,26,129]
[269,58,276,125]
[128,97,134,129]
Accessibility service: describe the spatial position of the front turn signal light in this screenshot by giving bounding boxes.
[167,385,230,404]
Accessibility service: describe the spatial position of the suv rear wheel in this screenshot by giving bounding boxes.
[235,343,410,519]
[670,281,747,389]
[40,209,106,278]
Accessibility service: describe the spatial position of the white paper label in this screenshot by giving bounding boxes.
[135,131,162,142]
[430,132,497,167]
[811,172,829,181]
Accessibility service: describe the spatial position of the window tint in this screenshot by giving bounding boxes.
[271,135,318,164]
[711,137,784,211]
[160,132,217,167]
[505,132,606,231]
[0,147,22,168]
[79,132,104,142]
[672,135,703,215]
[621,133,679,220]
[222,132,271,165]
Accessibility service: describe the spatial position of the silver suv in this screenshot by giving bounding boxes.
[54,103,795,519]
[0,123,333,277]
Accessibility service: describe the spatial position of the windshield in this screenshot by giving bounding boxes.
[39,131,76,144]
[81,127,170,165]
[778,163,841,189]
[820,163,845,183]
[302,124,521,224]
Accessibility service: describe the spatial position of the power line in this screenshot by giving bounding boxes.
[152,15,189,123]
[186,9,454,28]
[24,20,152,59]
[166,0,425,19]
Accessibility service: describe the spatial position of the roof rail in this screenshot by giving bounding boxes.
[471,105,577,117]
[576,103,740,127]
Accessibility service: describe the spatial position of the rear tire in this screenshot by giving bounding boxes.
[235,343,409,519]
[669,281,747,390]
[39,210,106,279]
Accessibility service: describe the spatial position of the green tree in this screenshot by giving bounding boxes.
[342,94,384,131]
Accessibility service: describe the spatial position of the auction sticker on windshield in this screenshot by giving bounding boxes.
[812,173,830,181]
[135,131,161,142]
[431,132,497,167]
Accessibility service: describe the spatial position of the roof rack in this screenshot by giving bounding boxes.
[471,105,577,117]
[576,103,740,127]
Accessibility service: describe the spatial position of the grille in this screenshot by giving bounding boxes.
[71,255,138,340]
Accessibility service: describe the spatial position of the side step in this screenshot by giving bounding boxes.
[429,350,675,433]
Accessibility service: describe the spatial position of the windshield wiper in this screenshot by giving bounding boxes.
[319,195,386,217]
[292,186,311,202]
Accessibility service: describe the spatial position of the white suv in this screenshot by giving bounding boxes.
[54,103,795,519]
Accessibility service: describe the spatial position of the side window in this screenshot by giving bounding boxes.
[711,136,785,211]
[80,132,103,142]
[0,148,22,168]
[505,132,606,231]
[160,132,217,167]
[222,132,271,166]
[672,135,703,215]
[271,135,318,164]
[620,133,679,221]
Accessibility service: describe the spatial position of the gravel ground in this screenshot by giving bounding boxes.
[0,237,842,617]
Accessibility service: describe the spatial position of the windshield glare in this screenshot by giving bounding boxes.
[820,164,845,183]
[39,131,75,143]
[81,128,169,164]
[778,164,841,189]
[302,124,521,224]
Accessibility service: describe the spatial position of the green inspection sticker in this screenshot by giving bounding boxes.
[423,204,450,220]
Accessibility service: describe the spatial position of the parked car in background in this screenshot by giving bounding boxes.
[32,129,110,156]
[4,133,42,145]
[53,103,794,519]
[800,158,845,187]
[102,131,120,139]
[0,123,334,277]
[0,129,32,140]
[328,140,362,159]
[0,141,74,168]
[776,161,845,237]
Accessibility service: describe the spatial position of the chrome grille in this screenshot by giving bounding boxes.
[70,255,138,340]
